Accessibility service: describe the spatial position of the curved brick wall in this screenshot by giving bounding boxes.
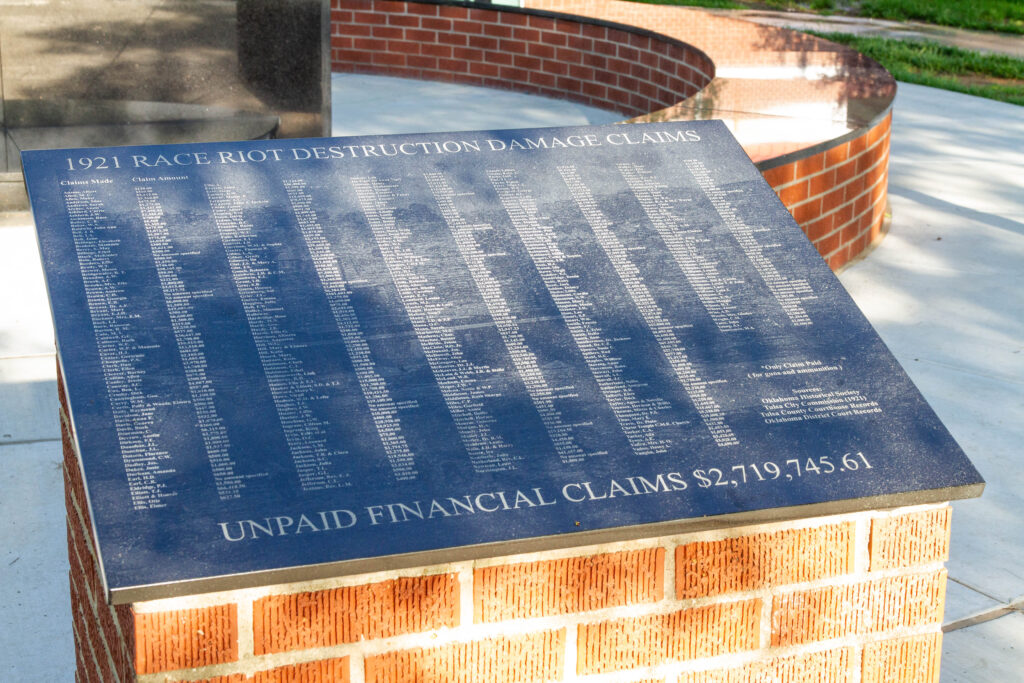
[330,0,895,271]
[528,0,894,270]
[761,114,891,269]
[332,0,714,117]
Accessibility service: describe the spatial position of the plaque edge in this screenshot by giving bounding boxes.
[107,480,983,604]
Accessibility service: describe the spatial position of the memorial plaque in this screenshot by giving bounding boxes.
[24,121,983,602]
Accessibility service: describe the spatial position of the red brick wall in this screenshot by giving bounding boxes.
[762,112,892,270]
[526,0,895,270]
[331,0,894,270]
[63,367,949,683]
[331,0,713,117]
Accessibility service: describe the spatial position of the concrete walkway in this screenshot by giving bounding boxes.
[713,9,1024,58]
[839,82,1024,681]
[1,76,1021,680]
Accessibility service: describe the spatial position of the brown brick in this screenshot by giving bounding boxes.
[796,152,825,176]
[68,501,138,682]
[826,141,850,168]
[514,54,542,71]
[135,604,238,674]
[468,34,499,50]
[70,569,114,683]
[337,21,372,38]
[854,232,872,256]
[832,203,855,230]
[871,508,951,571]
[678,646,853,682]
[677,523,855,599]
[406,2,439,16]
[437,31,468,46]
[818,230,842,257]
[761,163,795,187]
[771,570,947,647]
[71,617,94,683]
[371,51,406,67]
[352,11,387,26]
[849,134,867,156]
[809,169,837,198]
[373,2,411,16]
[855,150,876,174]
[791,199,820,226]
[475,548,663,622]
[254,574,458,654]
[577,599,761,674]
[500,65,530,83]
[862,633,942,683]
[853,192,870,216]
[352,36,387,52]
[67,518,109,645]
[63,454,94,537]
[512,26,541,43]
[528,70,557,89]
[582,81,606,99]
[452,19,484,35]
[776,180,809,206]
[420,17,451,32]
[387,13,420,28]
[821,186,846,214]
[364,630,565,683]
[453,47,484,62]
[805,216,835,243]
[421,43,452,58]
[389,40,421,55]
[196,657,351,683]
[371,25,403,39]
[867,116,889,146]
[840,221,864,245]
[469,61,500,78]
[528,14,557,31]
[499,10,529,26]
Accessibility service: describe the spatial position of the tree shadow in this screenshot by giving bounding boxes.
[0,0,327,168]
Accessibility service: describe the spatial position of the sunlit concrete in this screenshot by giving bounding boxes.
[1,75,1020,680]
[0,220,53,357]
[331,73,621,136]
[942,612,1024,682]
[0,441,71,683]
[838,85,1024,642]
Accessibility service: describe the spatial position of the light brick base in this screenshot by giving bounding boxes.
[63,378,951,682]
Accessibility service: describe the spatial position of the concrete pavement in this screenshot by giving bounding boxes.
[837,81,1024,680]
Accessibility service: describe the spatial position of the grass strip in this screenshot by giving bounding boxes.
[625,0,748,8]
[626,1,838,10]
[627,1,1024,34]
[812,32,1024,106]
[857,0,1024,35]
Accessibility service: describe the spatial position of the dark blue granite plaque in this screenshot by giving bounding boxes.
[24,121,983,602]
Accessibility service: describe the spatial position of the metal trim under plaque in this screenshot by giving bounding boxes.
[24,121,983,603]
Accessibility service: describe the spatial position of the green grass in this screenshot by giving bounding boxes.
[812,33,1024,105]
[626,1,1024,104]
[628,0,1024,34]
[857,0,1024,35]
[624,0,748,8]
[625,0,836,10]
